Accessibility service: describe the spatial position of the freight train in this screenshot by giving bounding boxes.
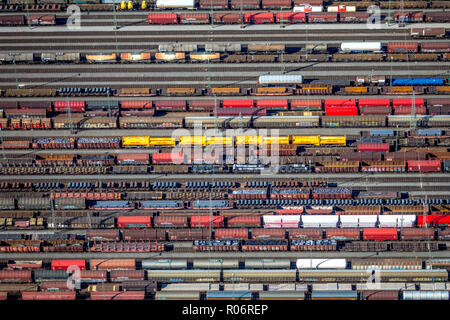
[1,40,449,64]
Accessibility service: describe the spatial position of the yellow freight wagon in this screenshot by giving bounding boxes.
[262,136,290,145]
[148,137,176,147]
[319,136,347,146]
[122,136,150,147]
[206,137,233,146]
[292,135,320,146]
[178,136,207,146]
[211,87,240,95]
[235,136,263,145]
[189,52,221,62]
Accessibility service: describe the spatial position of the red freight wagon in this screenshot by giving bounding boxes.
[53,101,85,113]
[152,152,186,164]
[117,216,152,228]
[153,216,188,228]
[255,99,288,110]
[0,292,6,300]
[116,153,150,165]
[28,14,56,25]
[339,12,370,23]
[387,42,419,53]
[22,291,76,300]
[179,13,210,24]
[420,42,450,53]
[325,228,360,240]
[227,216,262,228]
[189,100,217,112]
[190,216,225,228]
[324,99,356,108]
[51,260,86,271]
[90,259,136,270]
[287,228,322,240]
[0,270,32,283]
[276,12,307,23]
[393,105,427,115]
[308,13,338,23]
[251,228,286,240]
[90,291,145,300]
[154,100,186,111]
[79,270,108,282]
[294,0,323,5]
[357,143,390,152]
[417,214,450,227]
[325,106,358,116]
[216,108,266,116]
[215,228,249,239]
[407,160,442,173]
[20,101,52,111]
[358,99,390,108]
[110,270,145,282]
[213,13,242,24]
[363,228,398,241]
[392,98,425,107]
[360,106,391,115]
[148,13,177,24]
[222,99,254,108]
[262,0,292,9]
[199,0,228,9]
[230,0,260,9]
[40,281,73,292]
[244,12,275,24]
[120,100,153,109]
[290,99,322,110]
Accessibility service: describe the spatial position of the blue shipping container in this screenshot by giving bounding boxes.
[392,78,444,86]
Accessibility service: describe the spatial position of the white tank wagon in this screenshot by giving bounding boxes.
[340,42,383,53]
[296,259,347,269]
[259,74,304,85]
[402,291,449,300]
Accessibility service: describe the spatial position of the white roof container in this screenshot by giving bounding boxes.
[268,283,296,291]
[340,215,378,228]
[301,215,338,228]
[293,5,323,12]
[378,215,416,228]
[340,42,382,52]
[296,259,347,269]
[156,0,195,9]
[327,5,356,12]
[259,74,303,85]
[263,215,300,228]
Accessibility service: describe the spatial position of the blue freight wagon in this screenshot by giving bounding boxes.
[392,78,444,86]
[370,129,395,137]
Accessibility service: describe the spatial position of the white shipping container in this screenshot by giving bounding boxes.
[296,259,347,269]
[293,5,323,12]
[340,215,378,228]
[259,74,304,85]
[340,42,382,52]
[156,0,195,9]
[327,5,356,12]
[301,215,338,228]
[378,215,416,228]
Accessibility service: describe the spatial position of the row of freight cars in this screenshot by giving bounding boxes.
[4,290,449,301]
[147,11,450,24]
[1,0,449,10]
[0,158,447,174]
[4,257,449,270]
[2,42,449,64]
[1,97,448,113]
[0,260,448,281]
[0,10,449,26]
[1,114,449,131]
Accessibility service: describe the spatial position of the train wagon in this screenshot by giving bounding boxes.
[85,53,117,63]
